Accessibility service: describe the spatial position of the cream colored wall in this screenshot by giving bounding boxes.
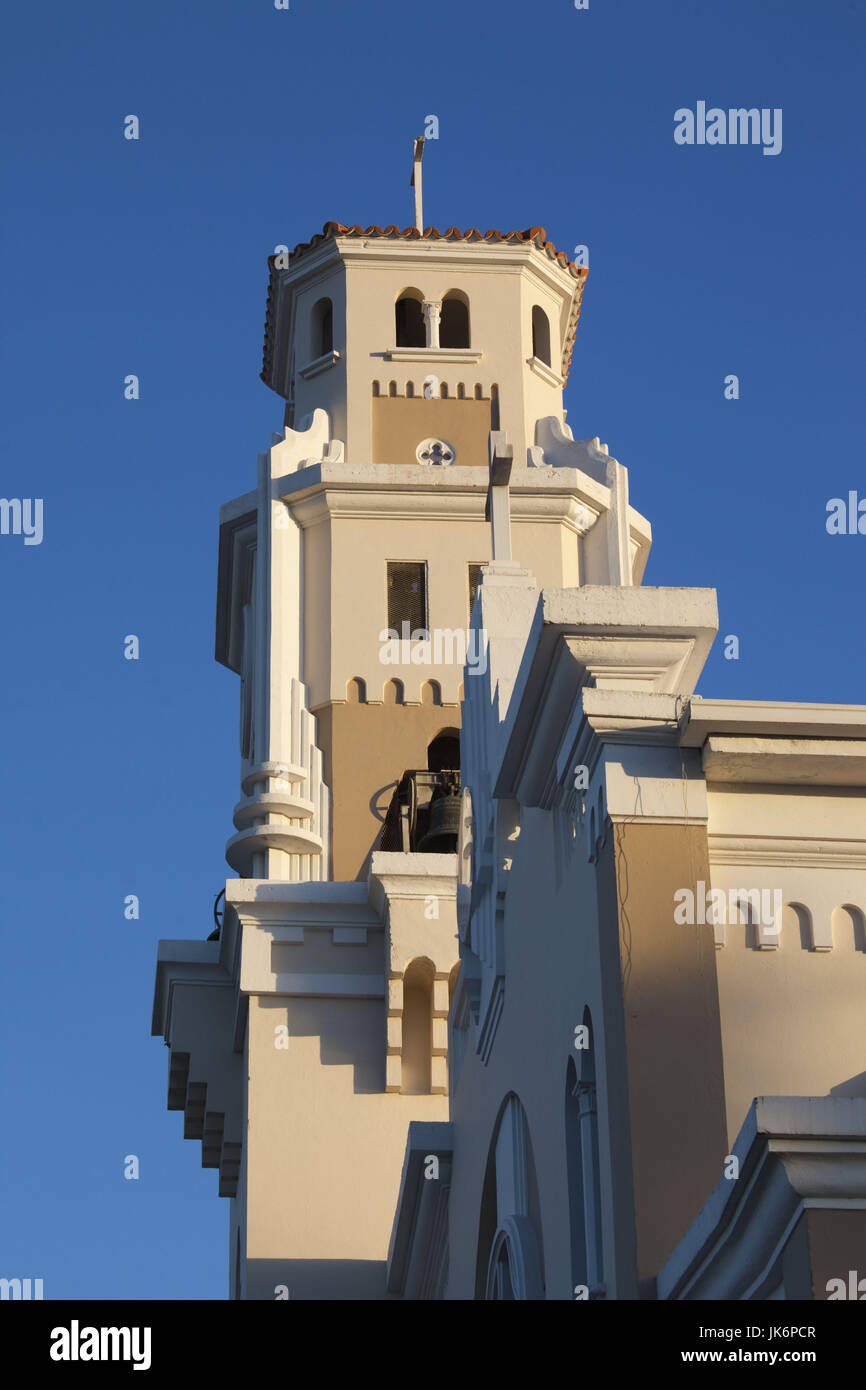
[292,264,349,444]
[446,804,638,1300]
[243,989,448,1299]
[519,271,569,430]
[708,782,866,1146]
[284,249,575,470]
[301,513,576,709]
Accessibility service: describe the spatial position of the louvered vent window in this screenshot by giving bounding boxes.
[468,563,484,618]
[387,562,427,633]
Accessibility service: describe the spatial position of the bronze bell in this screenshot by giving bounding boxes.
[417,785,460,853]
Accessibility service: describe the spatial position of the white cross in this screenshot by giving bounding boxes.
[410,136,425,232]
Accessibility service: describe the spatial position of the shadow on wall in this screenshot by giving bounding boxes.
[830,1071,866,1099]
[258,997,384,1094]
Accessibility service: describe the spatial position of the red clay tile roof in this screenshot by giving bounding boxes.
[262,222,588,390]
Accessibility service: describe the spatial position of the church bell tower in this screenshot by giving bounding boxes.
[153,149,652,1299]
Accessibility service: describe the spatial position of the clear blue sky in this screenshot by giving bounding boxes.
[1,0,863,1300]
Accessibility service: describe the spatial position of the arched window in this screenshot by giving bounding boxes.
[567,1009,604,1297]
[401,958,434,1094]
[476,1095,545,1299]
[440,291,470,348]
[311,297,333,358]
[427,728,459,771]
[395,290,425,348]
[531,305,551,366]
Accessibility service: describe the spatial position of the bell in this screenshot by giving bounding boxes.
[417,788,460,853]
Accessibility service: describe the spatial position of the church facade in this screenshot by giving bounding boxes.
[153,211,866,1300]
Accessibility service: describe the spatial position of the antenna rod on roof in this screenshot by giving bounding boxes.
[410,137,425,233]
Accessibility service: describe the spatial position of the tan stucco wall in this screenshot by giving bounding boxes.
[315,700,461,881]
[372,395,492,467]
[609,822,728,1282]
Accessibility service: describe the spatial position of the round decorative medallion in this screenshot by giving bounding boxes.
[416,437,456,466]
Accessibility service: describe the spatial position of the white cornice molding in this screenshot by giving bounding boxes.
[277,464,614,533]
[335,237,580,294]
[683,699,866,746]
[708,833,866,870]
[703,734,866,787]
[276,238,580,305]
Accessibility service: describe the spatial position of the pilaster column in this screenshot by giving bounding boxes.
[423,299,441,350]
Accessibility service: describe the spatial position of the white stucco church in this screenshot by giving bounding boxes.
[153,151,866,1300]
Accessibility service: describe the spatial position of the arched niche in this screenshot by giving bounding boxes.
[401,956,434,1095]
[384,678,404,706]
[421,679,442,707]
[831,903,866,951]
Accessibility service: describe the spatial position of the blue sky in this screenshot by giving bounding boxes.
[1,0,863,1299]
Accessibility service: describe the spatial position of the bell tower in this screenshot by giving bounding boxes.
[154,153,653,1299]
[236,190,648,881]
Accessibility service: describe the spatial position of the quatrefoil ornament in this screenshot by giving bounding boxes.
[416,437,456,466]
